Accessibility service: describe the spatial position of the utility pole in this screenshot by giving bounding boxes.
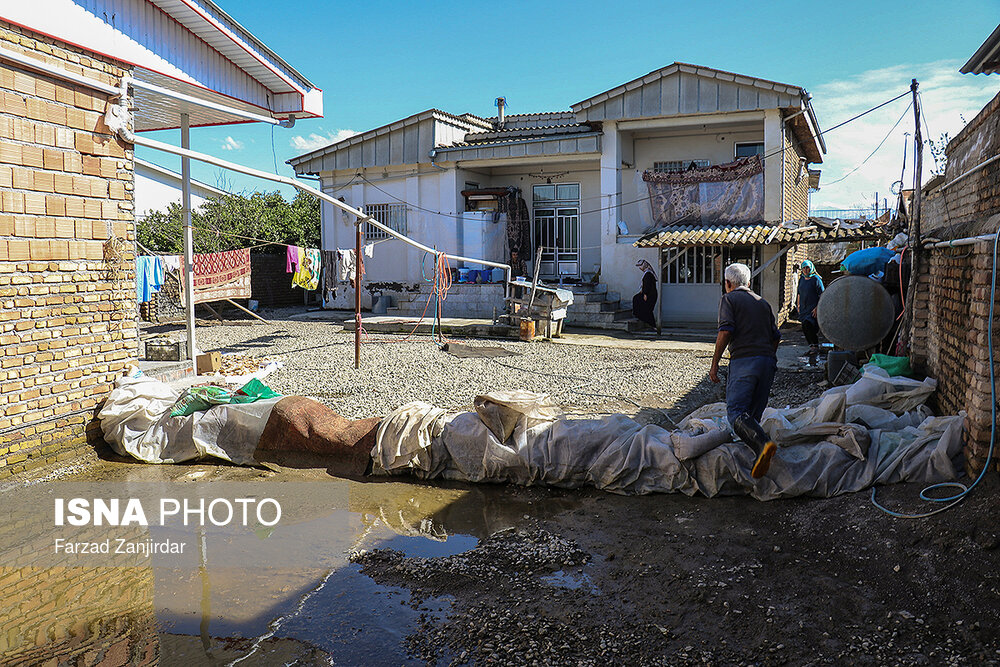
[911,79,923,245]
[899,79,923,355]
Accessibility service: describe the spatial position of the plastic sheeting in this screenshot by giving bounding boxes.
[98,373,280,465]
[371,372,965,500]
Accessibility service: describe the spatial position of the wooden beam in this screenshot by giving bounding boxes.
[224,299,269,323]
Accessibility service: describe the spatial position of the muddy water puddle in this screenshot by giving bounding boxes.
[0,476,563,665]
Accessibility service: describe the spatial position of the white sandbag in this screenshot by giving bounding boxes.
[98,372,279,465]
[372,401,449,474]
[844,366,937,413]
[671,428,731,460]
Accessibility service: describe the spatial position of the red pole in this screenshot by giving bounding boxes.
[355,220,361,369]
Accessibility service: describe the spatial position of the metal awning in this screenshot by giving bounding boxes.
[634,218,891,247]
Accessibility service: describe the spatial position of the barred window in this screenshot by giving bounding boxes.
[362,203,407,240]
[653,159,710,173]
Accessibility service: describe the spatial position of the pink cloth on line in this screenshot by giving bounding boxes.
[286,245,301,273]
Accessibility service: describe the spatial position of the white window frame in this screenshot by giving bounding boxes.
[362,203,407,240]
[734,142,765,159]
[652,159,709,173]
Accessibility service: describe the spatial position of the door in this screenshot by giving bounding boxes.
[532,184,580,280]
[659,245,762,325]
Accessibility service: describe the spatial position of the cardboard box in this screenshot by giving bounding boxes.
[196,351,221,375]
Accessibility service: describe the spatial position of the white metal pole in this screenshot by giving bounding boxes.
[181,113,196,370]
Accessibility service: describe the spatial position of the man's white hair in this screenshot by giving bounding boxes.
[725,263,751,287]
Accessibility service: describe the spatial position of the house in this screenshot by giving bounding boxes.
[289,63,828,327]
[909,25,1000,475]
[0,1,320,479]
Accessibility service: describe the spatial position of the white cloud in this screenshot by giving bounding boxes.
[809,60,996,211]
[290,129,358,152]
[220,136,244,151]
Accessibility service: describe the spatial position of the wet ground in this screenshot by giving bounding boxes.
[3,457,999,666]
[3,324,998,665]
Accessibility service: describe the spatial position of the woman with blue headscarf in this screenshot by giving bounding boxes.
[797,260,824,361]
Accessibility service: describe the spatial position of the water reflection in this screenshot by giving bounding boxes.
[0,477,582,664]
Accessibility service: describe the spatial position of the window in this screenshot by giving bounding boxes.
[362,203,407,240]
[532,183,580,203]
[653,160,709,173]
[735,142,764,158]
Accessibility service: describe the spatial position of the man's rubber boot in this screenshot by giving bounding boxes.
[732,413,777,479]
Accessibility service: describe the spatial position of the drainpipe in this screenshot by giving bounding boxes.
[428,148,447,171]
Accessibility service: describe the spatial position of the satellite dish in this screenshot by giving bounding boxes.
[816,275,894,351]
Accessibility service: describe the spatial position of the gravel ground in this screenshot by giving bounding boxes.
[192,318,726,423]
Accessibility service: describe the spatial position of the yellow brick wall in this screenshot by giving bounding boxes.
[782,128,810,223]
[0,21,137,477]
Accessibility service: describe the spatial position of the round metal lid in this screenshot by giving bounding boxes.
[816,275,895,351]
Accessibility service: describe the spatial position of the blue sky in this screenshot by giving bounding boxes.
[138,0,1000,212]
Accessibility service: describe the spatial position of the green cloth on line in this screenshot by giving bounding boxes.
[170,378,282,417]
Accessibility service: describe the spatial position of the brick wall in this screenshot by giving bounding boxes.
[910,242,999,474]
[924,90,1000,237]
[782,128,810,223]
[911,91,1000,473]
[0,21,136,478]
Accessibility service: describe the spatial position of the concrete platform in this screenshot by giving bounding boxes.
[343,315,520,339]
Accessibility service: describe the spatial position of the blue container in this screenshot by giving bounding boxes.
[458,268,471,282]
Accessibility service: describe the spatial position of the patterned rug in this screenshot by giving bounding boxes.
[181,248,252,305]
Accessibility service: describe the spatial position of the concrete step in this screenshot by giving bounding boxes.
[565,310,633,325]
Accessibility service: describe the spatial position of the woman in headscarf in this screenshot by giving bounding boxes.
[632,259,658,329]
[796,260,824,361]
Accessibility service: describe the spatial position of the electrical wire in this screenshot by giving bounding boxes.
[871,231,998,518]
[351,90,912,224]
[823,101,912,187]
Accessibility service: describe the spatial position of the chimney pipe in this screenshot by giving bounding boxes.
[495,96,506,129]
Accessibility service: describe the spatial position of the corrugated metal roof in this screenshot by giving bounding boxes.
[462,123,594,144]
[634,218,890,247]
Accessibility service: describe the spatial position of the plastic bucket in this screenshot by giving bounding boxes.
[492,268,505,283]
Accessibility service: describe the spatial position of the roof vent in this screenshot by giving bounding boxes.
[495,97,506,129]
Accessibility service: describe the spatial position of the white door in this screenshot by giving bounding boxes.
[532,184,580,280]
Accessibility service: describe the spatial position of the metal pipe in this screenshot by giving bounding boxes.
[355,220,362,369]
[925,233,998,249]
[181,113,196,372]
[129,134,512,279]
[0,45,119,95]
[939,154,1000,191]
[129,77,282,126]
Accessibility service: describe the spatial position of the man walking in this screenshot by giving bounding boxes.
[709,263,780,479]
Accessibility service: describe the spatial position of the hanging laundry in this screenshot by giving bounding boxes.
[286,245,301,273]
[160,255,181,273]
[364,242,374,258]
[337,249,356,282]
[292,247,321,290]
[135,256,164,303]
[179,248,252,306]
[321,250,338,302]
